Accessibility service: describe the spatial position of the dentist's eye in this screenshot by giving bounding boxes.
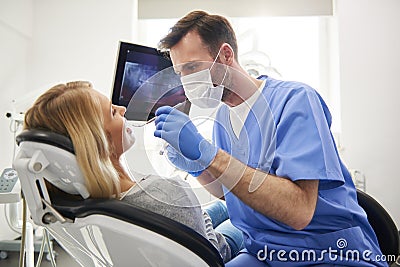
[188,63,200,72]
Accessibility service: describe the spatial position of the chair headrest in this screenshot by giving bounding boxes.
[16,129,90,199]
[16,129,75,154]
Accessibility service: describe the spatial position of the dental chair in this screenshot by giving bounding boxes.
[13,129,224,267]
[356,189,400,265]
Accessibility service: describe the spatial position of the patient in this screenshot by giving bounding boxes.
[23,81,243,262]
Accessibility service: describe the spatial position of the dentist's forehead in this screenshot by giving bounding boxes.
[169,31,212,67]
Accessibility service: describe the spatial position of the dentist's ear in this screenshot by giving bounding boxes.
[219,43,234,65]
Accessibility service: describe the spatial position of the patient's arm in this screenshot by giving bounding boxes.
[121,175,207,235]
[121,174,230,261]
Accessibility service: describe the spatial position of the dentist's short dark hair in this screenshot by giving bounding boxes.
[159,10,238,60]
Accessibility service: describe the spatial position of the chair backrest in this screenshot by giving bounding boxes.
[47,198,224,267]
[13,129,224,267]
[356,189,400,264]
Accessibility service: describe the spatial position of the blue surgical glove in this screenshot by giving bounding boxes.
[154,106,218,169]
[165,145,204,177]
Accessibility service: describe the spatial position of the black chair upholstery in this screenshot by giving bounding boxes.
[16,129,75,153]
[51,197,224,267]
[357,189,400,264]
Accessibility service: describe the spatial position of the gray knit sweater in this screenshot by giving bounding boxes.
[120,174,231,262]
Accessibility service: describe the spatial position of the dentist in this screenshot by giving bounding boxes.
[154,10,386,266]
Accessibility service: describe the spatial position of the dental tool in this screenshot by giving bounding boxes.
[129,101,188,127]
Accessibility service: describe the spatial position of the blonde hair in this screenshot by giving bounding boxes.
[24,81,120,198]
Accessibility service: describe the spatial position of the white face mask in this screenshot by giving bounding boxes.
[180,49,227,109]
[122,119,136,152]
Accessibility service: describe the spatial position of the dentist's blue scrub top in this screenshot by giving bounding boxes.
[213,76,386,266]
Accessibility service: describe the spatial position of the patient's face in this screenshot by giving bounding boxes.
[94,90,127,157]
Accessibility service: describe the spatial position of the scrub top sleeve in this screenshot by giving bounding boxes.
[273,86,344,190]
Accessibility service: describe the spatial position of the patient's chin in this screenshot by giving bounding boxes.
[122,136,135,152]
[122,142,135,153]
[122,123,136,152]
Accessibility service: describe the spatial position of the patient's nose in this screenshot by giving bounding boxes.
[117,105,126,116]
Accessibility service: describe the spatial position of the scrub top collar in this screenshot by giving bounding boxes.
[229,79,266,138]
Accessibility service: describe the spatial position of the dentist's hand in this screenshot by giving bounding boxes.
[165,145,204,177]
[154,106,218,169]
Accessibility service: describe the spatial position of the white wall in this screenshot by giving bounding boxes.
[0,0,33,241]
[29,0,137,96]
[337,0,400,226]
[0,0,137,241]
[138,0,333,18]
[0,0,33,175]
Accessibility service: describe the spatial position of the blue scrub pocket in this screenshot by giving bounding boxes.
[303,226,378,263]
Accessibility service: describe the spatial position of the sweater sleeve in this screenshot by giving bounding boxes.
[122,175,231,262]
[122,175,207,236]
